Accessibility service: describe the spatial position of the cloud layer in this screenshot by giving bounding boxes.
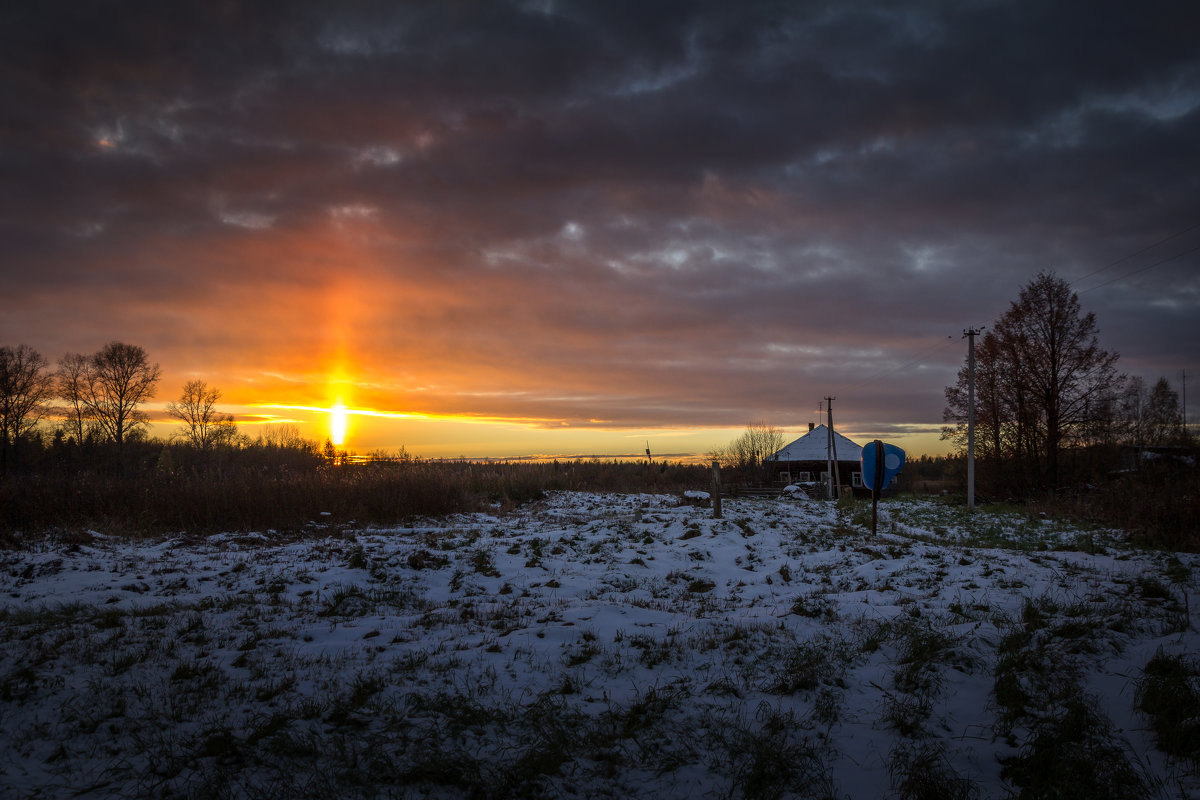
[3,1,1198,452]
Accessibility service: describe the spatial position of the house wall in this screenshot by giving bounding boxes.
[770,459,862,486]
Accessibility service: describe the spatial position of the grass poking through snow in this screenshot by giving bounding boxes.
[1,491,1197,798]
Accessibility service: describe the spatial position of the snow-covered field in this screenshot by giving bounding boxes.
[2,492,1197,799]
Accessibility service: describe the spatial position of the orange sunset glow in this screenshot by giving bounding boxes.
[3,3,1197,461]
[4,9,1200,800]
[329,402,348,447]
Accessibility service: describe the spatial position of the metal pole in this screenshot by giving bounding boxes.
[872,440,884,535]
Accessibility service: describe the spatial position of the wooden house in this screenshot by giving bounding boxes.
[766,423,865,495]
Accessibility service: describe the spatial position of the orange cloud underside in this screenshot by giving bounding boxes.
[37,208,950,458]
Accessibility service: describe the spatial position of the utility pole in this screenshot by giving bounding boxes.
[1183,370,1188,439]
[829,397,841,498]
[821,400,832,500]
[964,328,984,511]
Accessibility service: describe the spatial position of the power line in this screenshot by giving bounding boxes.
[1071,220,1200,285]
[842,336,957,392]
[1078,241,1200,295]
[821,223,1197,427]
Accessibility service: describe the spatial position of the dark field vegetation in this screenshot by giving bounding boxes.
[2,430,1198,551]
[913,451,1200,552]
[0,438,711,538]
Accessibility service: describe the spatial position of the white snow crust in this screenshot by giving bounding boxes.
[1,492,1197,798]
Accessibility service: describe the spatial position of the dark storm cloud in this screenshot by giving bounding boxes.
[2,0,1199,444]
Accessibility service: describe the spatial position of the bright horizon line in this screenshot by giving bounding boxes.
[250,404,948,438]
[147,401,954,460]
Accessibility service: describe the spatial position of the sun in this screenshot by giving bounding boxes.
[330,401,348,446]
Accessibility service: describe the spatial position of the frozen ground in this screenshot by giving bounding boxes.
[1,492,1197,799]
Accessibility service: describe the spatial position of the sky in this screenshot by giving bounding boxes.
[2,1,1198,459]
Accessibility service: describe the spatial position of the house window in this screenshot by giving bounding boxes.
[796,471,812,482]
[851,472,862,488]
[778,471,791,483]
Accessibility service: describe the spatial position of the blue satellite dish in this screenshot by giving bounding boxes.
[861,440,905,491]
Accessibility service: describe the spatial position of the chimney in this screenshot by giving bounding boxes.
[808,422,815,432]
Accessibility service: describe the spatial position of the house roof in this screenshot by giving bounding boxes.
[769,424,862,463]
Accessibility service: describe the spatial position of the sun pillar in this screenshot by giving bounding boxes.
[330,399,348,446]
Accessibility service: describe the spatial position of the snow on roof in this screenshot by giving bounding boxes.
[769,424,862,462]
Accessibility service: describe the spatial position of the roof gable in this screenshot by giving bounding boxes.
[770,424,862,462]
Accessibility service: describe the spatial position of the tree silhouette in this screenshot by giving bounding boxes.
[1144,377,1183,445]
[710,421,784,482]
[55,352,93,449]
[0,344,54,475]
[1120,376,1186,446]
[944,273,1121,493]
[82,342,161,464]
[166,380,236,450]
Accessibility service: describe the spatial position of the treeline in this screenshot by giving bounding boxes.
[0,341,329,475]
[2,341,163,476]
[942,273,1194,495]
[0,340,711,536]
[940,273,1197,549]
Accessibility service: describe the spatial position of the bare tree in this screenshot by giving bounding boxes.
[82,342,161,460]
[55,352,93,448]
[0,344,54,474]
[250,423,321,471]
[711,421,784,482]
[740,421,784,470]
[257,423,311,450]
[1118,377,1148,446]
[944,272,1121,493]
[1144,377,1183,445]
[166,380,236,449]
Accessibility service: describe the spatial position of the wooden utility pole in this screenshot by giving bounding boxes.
[822,400,833,500]
[826,396,841,500]
[964,328,984,511]
[825,398,844,503]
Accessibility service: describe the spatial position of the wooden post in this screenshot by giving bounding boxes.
[824,401,834,500]
[711,460,723,519]
[828,397,841,499]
